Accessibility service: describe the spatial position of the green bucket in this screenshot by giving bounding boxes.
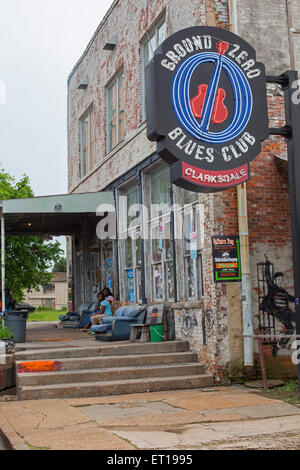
[150,325,164,343]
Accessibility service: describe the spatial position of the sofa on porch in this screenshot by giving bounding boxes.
[59,302,98,329]
[91,305,146,342]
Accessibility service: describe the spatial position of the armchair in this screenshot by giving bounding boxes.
[91,305,146,342]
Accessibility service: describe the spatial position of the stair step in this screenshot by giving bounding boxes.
[17,363,205,386]
[16,352,198,373]
[18,374,214,400]
[15,341,190,361]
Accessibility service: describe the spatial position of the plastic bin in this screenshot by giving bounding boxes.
[4,311,28,343]
[150,324,164,343]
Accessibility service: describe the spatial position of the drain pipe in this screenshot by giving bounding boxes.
[228,0,254,367]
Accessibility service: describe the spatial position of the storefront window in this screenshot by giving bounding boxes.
[184,189,200,205]
[104,245,113,291]
[151,166,170,209]
[182,202,203,300]
[148,166,174,302]
[119,182,143,304]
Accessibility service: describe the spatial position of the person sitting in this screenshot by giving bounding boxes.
[102,287,114,304]
[83,292,112,331]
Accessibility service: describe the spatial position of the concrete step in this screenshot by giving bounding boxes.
[18,373,214,400]
[17,363,206,386]
[15,341,190,361]
[16,352,198,373]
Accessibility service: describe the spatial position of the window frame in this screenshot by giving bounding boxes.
[141,16,166,122]
[106,71,125,154]
[181,197,204,301]
[117,180,143,304]
[145,163,175,303]
[79,106,94,178]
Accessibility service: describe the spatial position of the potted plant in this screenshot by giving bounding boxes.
[0,324,15,354]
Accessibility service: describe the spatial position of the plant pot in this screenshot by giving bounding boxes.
[0,338,16,355]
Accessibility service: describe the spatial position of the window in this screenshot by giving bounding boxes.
[181,192,204,300]
[80,107,94,178]
[107,72,125,153]
[102,242,114,292]
[118,183,142,303]
[43,284,55,295]
[142,18,166,120]
[148,166,174,302]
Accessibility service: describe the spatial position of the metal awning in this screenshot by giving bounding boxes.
[0,191,115,313]
[0,191,115,236]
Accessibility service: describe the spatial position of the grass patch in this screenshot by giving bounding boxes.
[257,380,300,405]
[28,307,67,323]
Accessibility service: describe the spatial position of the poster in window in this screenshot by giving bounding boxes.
[154,264,164,299]
[127,269,135,302]
[106,258,113,289]
[212,236,241,282]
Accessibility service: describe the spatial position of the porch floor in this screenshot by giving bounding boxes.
[17,322,125,351]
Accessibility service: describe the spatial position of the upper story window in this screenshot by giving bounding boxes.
[107,72,125,153]
[43,284,55,295]
[80,107,94,178]
[141,18,166,121]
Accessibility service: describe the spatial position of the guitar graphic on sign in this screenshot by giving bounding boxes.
[190,41,229,131]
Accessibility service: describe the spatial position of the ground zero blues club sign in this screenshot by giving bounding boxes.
[146,26,269,192]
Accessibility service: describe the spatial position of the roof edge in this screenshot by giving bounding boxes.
[67,0,120,84]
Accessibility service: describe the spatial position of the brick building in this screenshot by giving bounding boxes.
[67,0,299,381]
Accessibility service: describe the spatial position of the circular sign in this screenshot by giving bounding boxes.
[146,26,269,192]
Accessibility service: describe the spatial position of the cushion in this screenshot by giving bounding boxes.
[69,314,80,321]
[91,324,112,334]
[111,301,127,315]
[114,306,128,318]
[88,302,99,313]
[79,303,91,313]
[123,306,142,319]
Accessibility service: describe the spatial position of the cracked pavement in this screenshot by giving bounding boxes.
[0,386,300,450]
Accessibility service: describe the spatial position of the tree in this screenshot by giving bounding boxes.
[0,170,63,302]
[52,256,67,273]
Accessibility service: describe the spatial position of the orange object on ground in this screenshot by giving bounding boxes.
[17,361,62,373]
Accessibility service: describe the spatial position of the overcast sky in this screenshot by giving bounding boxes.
[0,0,114,254]
[0,0,113,196]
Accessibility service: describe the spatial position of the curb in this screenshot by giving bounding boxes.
[0,415,27,450]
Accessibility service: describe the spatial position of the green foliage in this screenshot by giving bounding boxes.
[0,325,13,339]
[52,256,67,273]
[0,170,63,302]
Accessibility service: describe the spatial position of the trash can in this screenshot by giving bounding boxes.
[4,311,28,343]
[150,324,164,343]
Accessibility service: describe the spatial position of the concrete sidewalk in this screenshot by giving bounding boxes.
[0,386,300,450]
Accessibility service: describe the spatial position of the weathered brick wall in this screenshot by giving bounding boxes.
[68,0,208,194]
[67,0,297,379]
[237,0,291,75]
